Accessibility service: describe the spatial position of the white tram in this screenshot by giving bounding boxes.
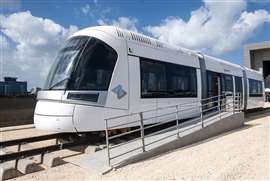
[34,26,265,132]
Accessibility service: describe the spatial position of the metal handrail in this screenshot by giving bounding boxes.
[106,95,238,139]
[107,98,234,130]
[108,127,141,140]
[106,94,229,121]
[105,93,242,166]
[144,124,179,139]
[106,93,238,133]
[108,119,140,129]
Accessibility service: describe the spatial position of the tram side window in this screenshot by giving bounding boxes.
[249,79,263,97]
[206,71,219,97]
[221,74,233,95]
[140,57,197,98]
[140,59,167,98]
[167,63,197,97]
[234,76,243,93]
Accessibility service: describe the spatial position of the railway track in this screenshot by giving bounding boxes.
[1,134,73,162]
[0,132,105,180]
[0,132,105,163]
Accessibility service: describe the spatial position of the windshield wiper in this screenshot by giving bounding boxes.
[49,77,70,90]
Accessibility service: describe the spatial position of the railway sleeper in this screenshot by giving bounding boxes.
[0,161,22,181]
[16,158,43,175]
[41,151,66,168]
[0,136,105,180]
[0,148,69,180]
[16,143,43,174]
[0,153,65,181]
[0,149,21,181]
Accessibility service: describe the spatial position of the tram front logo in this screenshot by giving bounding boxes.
[112,85,127,99]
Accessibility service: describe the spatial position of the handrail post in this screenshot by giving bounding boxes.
[218,95,221,120]
[175,105,180,138]
[236,93,238,112]
[233,93,235,114]
[200,100,204,128]
[139,112,145,152]
[239,93,241,111]
[105,119,111,167]
[18,143,21,152]
[239,93,241,112]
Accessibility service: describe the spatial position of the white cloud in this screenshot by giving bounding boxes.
[145,0,270,54]
[80,1,110,18]
[98,17,139,32]
[0,11,78,88]
[81,4,91,15]
[0,34,8,49]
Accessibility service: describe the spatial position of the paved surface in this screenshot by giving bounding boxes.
[264,102,270,108]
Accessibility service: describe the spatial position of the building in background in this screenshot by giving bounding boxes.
[0,77,27,96]
[244,41,270,90]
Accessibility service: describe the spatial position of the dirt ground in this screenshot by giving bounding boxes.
[0,96,36,127]
[4,110,270,180]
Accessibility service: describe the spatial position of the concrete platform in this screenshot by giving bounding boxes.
[264,102,270,109]
[77,111,244,174]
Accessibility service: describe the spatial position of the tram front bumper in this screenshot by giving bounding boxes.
[34,100,76,132]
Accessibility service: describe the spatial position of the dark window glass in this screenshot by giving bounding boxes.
[140,59,167,98]
[235,76,243,93]
[249,79,263,97]
[221,74,233,95]
[167,63,197,97]
[44,36,117,91]
[67,93,99,102]
[68,37,118,90]
[140,57,197,98]
[235,76,243,105]
[44,36,89,89]
[206,71,219,97]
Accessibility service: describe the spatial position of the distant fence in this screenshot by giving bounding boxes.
[0,96,36,127]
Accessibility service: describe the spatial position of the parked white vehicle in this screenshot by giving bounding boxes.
[34,26,265,133]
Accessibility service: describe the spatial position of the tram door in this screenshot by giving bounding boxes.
[235,76,243,107]
[205,71,221,113]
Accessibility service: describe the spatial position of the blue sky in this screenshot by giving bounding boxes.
[0,0,270,89]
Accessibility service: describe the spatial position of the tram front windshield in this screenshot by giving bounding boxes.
[44,36,118,91]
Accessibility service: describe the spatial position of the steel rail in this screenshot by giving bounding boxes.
[0,133,74,148]
[0,139,90,163]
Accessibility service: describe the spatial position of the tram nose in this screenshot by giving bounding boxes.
[34,101,76,132]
